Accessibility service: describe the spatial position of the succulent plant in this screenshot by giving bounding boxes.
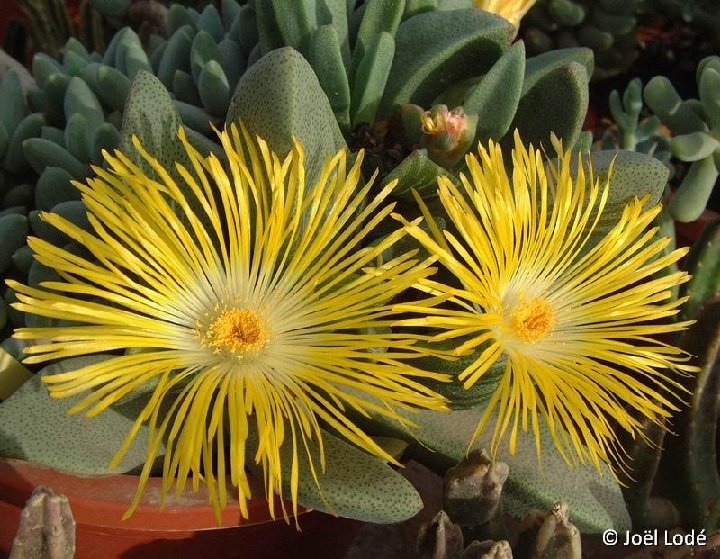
[599,77,672,165]
[0,0,699,542]
[520,0,640,80]
[643,56,720,222]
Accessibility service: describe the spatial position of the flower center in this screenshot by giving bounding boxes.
[203,308,269,354]
[508,297,555,343]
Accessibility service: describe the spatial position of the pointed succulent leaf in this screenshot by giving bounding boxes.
[4,113,45,175]
[157,24,195,89]
[522,48,594,93]
[670,131,720,162]
[464,40,525,143]
[32,53,63,89]
[217,37,245,91]
[0,357,161,473]
[22,138,89,180]
[236,4,259,56]
[507,60,589,148]
[255,0,285,54]
[226,47,346,186]
[29,201,90,248]
[64,113,91,163]
[669,156,719,222]
[306,25,351,132]
[351,32,395,127]
[315,0,351,66]
[404,0,438,18]
[190,30,221,84]
[0,71,27,136]
[378,10,513,118]
[122,41,153,80]
[256,0,315,51]
[644,76,708,136]
[149,40,167,75]
[167,4,194,35]
[382,149,452,199]
[42,73,71,126]
[95,65,132,112]
[247,428,423,523]
[64,77,105,131]
[35,166,79,211]
[699,67,720,127]
[221,0,241,31]
[198,60,231,117]
[120,71,189,184]
[41,126,66,147]
[92,123,121,164]
[352,0,405,81]
[0,214,28,274]
[174,101,216,134]
[173,70,201,105]
[197,3,225,41]
[62,51,88,77]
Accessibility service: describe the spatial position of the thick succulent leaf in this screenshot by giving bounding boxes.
[382,149,451,199]
[464,40,525,143]
[508,60,589,148]
[372,406,631,533]
[378,9,512,118]
[226,47,346,186]
[305,25,351,132]
[351,0,405,83]
[248,428,423,523]
[350,32,395,127]
[0,356,160,474]
[669,156,719,222]
[119,70,190,183]
[315,0,350,66]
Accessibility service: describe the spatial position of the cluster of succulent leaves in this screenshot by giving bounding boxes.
[0,0,709,534]
[602,56,720,223]
[520,0,641,80]
[520,0,720,81]
[598,59,720,532]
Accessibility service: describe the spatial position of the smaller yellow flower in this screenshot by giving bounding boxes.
[395,131,696,470]
[475,0,536,27]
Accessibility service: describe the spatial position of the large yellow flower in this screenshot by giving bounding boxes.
[8,124,448,520]
[475,0,536,27]
[395,132,695,469]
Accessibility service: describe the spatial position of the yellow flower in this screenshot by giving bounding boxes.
[475,0,536,27]
[8,124,448,520]
[395,131,695,469]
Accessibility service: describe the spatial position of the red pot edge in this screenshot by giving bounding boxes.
[0,456,307,532]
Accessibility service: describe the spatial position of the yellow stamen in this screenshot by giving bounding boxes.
[508,297,555,343]
[203,308,269,354]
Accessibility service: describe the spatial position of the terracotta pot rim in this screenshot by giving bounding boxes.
[0,456,307,532]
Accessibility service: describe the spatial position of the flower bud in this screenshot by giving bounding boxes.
[420,105,477,168]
